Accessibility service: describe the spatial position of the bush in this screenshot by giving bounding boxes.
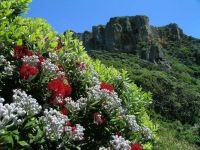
[0,1,156,149]
[88,50,200,124]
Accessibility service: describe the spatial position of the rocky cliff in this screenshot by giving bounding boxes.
[73,15,199,66]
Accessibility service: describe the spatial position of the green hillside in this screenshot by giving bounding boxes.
[88,49,200,149]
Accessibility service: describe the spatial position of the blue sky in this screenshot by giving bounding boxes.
[27,0,200,38]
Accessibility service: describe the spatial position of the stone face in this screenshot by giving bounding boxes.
[103,16,154,52]
[74,15,185,66]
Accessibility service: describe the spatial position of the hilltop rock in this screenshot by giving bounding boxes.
[73,15,185,66]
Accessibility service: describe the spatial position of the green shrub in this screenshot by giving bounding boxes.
[0,1,156,149]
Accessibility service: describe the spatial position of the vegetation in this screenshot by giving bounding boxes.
[88,50,200,148]
[0,1,156,149]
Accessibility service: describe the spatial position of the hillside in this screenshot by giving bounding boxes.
[73,15,200,148]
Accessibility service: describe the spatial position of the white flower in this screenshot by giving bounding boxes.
[0,55,6,64]
[0,97,4,103]
[49,52,59,60]
[13,89,42,116]
[3,62,15,76]
[64,123,85,141]
[87,84,124,114]
[57,71,65,78]
[64,97,88,111]
[127,115,141,131]
[41,59,59,74]
[110,135,131,150]
[0,90,41,129]
[73,124,85,140]
[142,127,152,140]
[21,55,39,65]
[40,108,69,140]
[99,147,111,150]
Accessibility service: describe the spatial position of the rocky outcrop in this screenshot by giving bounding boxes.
[74,15,185,66]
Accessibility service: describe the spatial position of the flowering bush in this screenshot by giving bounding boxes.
[0,1,157,149]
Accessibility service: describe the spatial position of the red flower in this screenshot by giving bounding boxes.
[48,78,72,98]
[48,79,65,98]
[66,121,72,126]
[65,84,72,97]
[94,112,105,125]
[131,143,143,150]
[55,45,63,50]
[36,54,44,66]
[71,126,77,134]
[20,63,38,79]
[14,45,33,58]
[60,107,69,115]
[100,82,114,93]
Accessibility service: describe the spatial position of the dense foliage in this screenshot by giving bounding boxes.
[89,48,200,147]
[89,50,200,125]
[0,1,156,149]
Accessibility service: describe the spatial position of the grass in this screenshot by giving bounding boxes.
[153,120,200,150]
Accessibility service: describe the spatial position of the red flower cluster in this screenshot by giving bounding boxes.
[60,107,69,115]
[131,143,143,150]
[14,45,32,58]
[93,112,105,125]
[100,82,114,93]
[48,78,72,98]
[20,63,38,79]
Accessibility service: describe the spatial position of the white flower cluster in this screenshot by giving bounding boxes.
[64,97,88,111]
[0,89,41,128]
[0,98,25,128]
[99,147,111,150]
[57,70,65,78]
[49,52,59,60]
[21,55,39,65]
[64,123,85,140]
[88,84,124,113]
[4,62,15,76]
[110,135,131,150]
[127,115,141,131]
[72,124,85,140]
[87,65,100,85]
[0,55,6,64]
[127,115,152,139]
[13,89,42,116]
[0,55,15,76]
[40,108,69,140]
[41,59,59,73]
[142,127,152,140]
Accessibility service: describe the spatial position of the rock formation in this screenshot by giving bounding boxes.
[74,15,186,66]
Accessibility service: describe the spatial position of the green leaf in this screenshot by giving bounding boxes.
[3,135,14,147]
[16,39,23,45]
[18,141,29,147]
